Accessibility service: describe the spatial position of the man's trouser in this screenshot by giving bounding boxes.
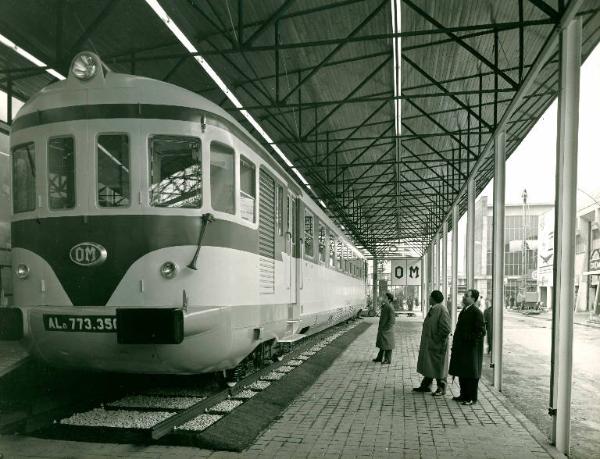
[375,348,392,363]
[458,377,480,402]
[419,376,447,391]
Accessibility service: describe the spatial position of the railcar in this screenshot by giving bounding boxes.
[0,52,367,375]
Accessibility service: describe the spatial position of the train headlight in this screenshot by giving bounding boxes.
[16,264,30,279]
[160,261,178,279]
[71,52,98,80]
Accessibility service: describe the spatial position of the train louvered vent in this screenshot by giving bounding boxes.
[259,171,276,294]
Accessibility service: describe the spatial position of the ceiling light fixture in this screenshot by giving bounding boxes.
[0,33,65,81]
[145,0,319,195]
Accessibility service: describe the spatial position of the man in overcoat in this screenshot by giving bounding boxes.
[373,292,396,364]
[483,301,493,354]
[449,289,486,405]
[413,290,451,395]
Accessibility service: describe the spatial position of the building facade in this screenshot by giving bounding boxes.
[473,196,553,306]
[537,195,600,317]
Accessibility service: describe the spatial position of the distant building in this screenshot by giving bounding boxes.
[473,196,553,306]
[537,193,600,317]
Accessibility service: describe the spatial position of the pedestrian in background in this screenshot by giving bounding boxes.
[413,290,451,395]
[449,289,486,405]
[373,292,396,364]
[483,300,493,354]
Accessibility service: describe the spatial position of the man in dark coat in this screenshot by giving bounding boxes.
[373,292,396,364]
[413,290,451,395]
[449,289,485,405]
[483,301,493,354]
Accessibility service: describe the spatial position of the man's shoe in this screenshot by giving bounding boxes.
[372,358,382,362]
[381,360,391,364]
[461,400,476,406]
[412,386,430,392]
[432,388,446,396]
[452,396,464,401]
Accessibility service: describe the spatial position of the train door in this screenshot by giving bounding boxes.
[286,193,297,303]
[286,193,300,334]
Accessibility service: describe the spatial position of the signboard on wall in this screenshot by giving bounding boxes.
[590,249,600,271]
[390,258,422,286]
[537,210,554,287]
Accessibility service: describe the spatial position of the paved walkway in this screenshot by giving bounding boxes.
[0,317,562,459]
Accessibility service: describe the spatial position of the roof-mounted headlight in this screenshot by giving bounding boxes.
[16,264,30,279]
[71,52,98,80]
[160,261,178,279]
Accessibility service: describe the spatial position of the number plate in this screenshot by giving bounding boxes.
[43,314,117,333]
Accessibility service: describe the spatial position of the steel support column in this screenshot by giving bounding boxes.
[466,179,475,288]
[451,205,459,330]
[372,257,379,309]
[423,248,431,315]
[554,17,581,455]
[432,238,438,291]
[492,131,506,390]
[442,220,448,300]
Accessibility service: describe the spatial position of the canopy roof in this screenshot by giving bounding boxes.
[1,0,599,257]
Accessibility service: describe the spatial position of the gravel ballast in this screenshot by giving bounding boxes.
[176,414,223,432]
[60,408,174,429]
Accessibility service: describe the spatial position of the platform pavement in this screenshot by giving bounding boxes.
[0,340,28,378]
[0,317,564,459]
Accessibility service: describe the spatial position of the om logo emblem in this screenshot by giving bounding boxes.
[69,242,107,267]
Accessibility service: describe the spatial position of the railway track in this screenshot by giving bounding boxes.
[27,319,362,445]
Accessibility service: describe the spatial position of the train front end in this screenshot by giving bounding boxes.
[1,53,255,374]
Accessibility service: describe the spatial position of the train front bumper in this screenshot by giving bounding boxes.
[1,305,232,374]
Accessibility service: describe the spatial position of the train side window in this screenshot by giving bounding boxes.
[240,156,256,222]
[328,231,335,268]
[304,210,314,258]
[149,135,201,208]
[275,185,284,236]
[210,142,235,214]
[337,240,343,270]
[97,134,130,207]
[12,142,36,213]
[48,136,75,210]
[290,196,297,241]
[318,223,326,263]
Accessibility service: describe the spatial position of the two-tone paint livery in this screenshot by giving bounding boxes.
[1,53,366,374]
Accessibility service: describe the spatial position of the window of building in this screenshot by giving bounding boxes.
[304,210,314,258]
[240,156,256,222]
[276,185,284,236]
[97,134,130,207]
[48,136,75,210]
[12,142,36,213]
[210,142,234,214]
[150,135,202,208]
[318,224,326,262]
[329,232,336,268]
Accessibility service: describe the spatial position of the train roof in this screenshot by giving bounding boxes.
[14,60,234,126]
[12,52,364,260]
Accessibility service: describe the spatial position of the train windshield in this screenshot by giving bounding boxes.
[97,134,130,207]
[12,142,36,213]
[149,136,202,208]
[48,137,76,210]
